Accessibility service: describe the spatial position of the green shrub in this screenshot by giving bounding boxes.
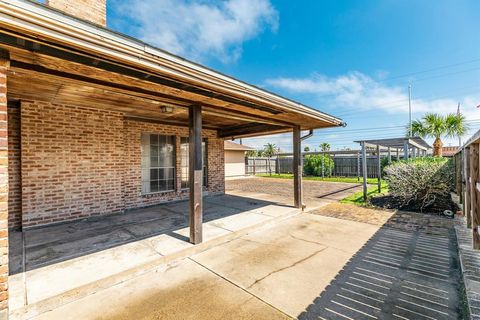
[383,157,453,210]
[304,154,335,177]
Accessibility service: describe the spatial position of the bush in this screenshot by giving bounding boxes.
[304,154,335,177]
[383,157,453,211]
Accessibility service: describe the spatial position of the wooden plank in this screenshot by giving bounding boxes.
[218,123,289,139]
[293,126,303,209]
[189,105,203,245]
[466,147,472,228]
[362,142,368,202]
[470,144,480,249]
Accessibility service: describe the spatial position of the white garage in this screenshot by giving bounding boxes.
[224,141,255,178]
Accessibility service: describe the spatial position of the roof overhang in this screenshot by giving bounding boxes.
[354,137,432,151]
[0,0,344,138]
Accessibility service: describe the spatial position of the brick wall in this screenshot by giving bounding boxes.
[17,102,225,227]
[7,104,20,229]
[21,102,125,227]
[0,52,9,319]
[46,0,107,26]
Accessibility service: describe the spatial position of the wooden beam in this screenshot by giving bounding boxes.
[471,144,480,249]
[466,147,472,228]
[10,62,295,128]
[377,144,382,193]
[362,142,368,202]
[189,105,203,244]
[218,123,288,139]
[293,126,303,209]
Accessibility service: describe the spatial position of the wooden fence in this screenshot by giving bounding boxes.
[246,151,393,178]
[456,129,480,249]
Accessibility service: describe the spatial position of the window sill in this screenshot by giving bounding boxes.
[141,189,176,196]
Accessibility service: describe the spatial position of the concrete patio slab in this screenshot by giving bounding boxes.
[191,214,380,317]
[8,193,304,319]
[9,179,365,319]
[23,210,382,320]
[32,258,290,320]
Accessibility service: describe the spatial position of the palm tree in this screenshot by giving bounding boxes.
[320,142,330,152]
[410,113,469,156]
[263,143,279,175]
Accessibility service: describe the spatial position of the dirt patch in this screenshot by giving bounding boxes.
[308,203,394,226]
[370,194,458,215]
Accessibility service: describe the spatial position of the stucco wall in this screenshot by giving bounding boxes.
[225,150,247,177]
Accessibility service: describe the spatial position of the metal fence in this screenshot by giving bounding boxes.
[246,151,398,178]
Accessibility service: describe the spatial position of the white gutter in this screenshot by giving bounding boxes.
[0,0,343,126]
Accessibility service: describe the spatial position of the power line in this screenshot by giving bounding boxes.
[378,57,480,83]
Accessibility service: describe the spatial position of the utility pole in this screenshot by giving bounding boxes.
[408,84,412,137]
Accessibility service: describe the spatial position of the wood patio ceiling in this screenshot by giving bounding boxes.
[2,36,335,138]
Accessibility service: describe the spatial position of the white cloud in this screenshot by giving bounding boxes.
[111,0,278,63]
[265,72,480,119]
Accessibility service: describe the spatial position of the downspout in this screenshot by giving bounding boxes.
[300,129,314,141]
[297,129,313,211]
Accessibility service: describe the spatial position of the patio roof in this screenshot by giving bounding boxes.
[0,0,344,139]
[354,137,432,151]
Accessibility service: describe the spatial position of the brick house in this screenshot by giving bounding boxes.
[0,0,344,317]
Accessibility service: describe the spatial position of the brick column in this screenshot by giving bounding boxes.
[0,50,9,319]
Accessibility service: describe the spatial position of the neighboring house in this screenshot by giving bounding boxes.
[442,146,459,157]
[224,141,254,178]
[0,0,344,315]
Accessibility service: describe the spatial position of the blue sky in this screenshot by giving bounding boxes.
[107,0,480,151]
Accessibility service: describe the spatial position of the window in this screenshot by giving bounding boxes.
[141,134,175,194]
[180,137,208,189]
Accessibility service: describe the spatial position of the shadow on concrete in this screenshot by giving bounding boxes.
[9,194,289,275]
[298,212,466,320]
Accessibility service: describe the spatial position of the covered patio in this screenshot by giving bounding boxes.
[0,1,346,317]
[8,191,300,319]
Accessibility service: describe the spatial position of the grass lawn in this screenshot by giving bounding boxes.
[256,173,379,184]
[340,182,389,206]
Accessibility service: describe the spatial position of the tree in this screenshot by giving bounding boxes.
[246,150,257,157]
[304,146,310,152]
[263,143,279,175]
[410,113,469,156]
[320,142,330,152]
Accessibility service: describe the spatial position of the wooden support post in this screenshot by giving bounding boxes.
[404,141,409,160]
[0,49,9,319]
[396,148,400,160]
[189,105,203,244]
[377,144,382,193]
[470,144,480,249]
[361,142,368,202]
[387,147,391,163]
[357,152,360,182]
[466,147,471,228]
[293,126,303,209]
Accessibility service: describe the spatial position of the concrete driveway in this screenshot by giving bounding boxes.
[226,177,363,208]
[31,211,381,320]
